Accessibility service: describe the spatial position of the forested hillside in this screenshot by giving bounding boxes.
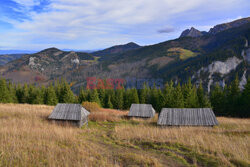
[0,18,249,93]
[0,54,24,66]
[0,77,249,117]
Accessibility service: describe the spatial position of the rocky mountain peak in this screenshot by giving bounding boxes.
[180,27,203,38]
[209,17,250,34]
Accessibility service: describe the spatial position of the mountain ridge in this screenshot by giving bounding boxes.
[180,27,206,38]
[180,17,250,38]
[0,17,249,92]
[209,17,250,34]
[92,42,141,57]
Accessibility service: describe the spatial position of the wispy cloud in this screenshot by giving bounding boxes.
[157,27,175,33]
[0,0,249,50]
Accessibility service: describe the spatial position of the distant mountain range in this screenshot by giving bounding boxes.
[180,17,250,38]
[0,50,37,54]
[0,17,249,92]
[0,54,25,66]
[0,49,97,66]
[93,42,141,56]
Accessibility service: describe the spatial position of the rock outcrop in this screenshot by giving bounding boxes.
[209,17,250,34]
[180,27,203,38]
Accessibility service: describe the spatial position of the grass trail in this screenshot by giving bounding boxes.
[0,104,249,167]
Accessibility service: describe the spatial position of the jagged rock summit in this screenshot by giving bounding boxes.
[209,17,250,34]
[179,27,204,38]
[180,17,250,38]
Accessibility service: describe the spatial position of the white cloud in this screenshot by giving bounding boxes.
[0,0,249,50]
[13,0,41,7]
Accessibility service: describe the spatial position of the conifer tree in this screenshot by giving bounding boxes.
[28,85,37,104]
[139,87,146,104]
[33,87,44,104]
[15,84,22,103]
[115,88,124,109]
[197,82,211,108]
[240,78,250,117]
[130,88,139,105]
[172,83,184,108]
[123,89,131,109]
[78,87,87,103]
[20,84,29,103]
[60,81,75,103]
[197,82,204,107]
[85,88,91,102]
[149,85,159,109]
[142,83,151,104]
[7,82,17,103]
[197,82,205,107]
[89,89,101,105]
[103,89,114,108]
[44,84,58,105]
[98,88,106,107]
[54,79,62,100]
[110,88,116,108]
[106,95,113,109]
[163,81,174,107]
[28,85,43,104]
[40,85,46,104]
[223,84,231,115]
[210,83,225,116]
[156,89,165,112]
[0,78,10,103]
[183,78,198,108]
[227,75,240,116]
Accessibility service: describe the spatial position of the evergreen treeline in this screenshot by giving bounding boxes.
[0,79,76,106]
[0,77,249,117]
[210,76,250,118]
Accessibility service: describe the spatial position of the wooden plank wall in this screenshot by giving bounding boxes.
[157,108,218,126]
[128,104,155,118]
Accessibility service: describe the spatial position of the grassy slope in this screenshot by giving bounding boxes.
[0,104,249,167]
[167,47,198,60]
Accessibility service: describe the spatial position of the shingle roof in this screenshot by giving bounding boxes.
[48,103,90,121]
[128,104,155,118]
[157,108,218,126]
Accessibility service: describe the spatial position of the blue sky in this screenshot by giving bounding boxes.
[0,0,249,50]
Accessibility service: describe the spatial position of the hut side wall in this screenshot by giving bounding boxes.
[51,120,79,127]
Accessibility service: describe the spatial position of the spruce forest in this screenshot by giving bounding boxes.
[0,76,249,118]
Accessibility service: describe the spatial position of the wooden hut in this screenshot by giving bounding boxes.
[128,104,155,118]
[157,108,218,126]
[48,103,90,127]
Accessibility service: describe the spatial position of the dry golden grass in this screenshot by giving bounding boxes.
[114,116,250,166]
[82,102,101,112]
[88,108,128,122]
[167,47,198,60]
[0,103,249,167]
[0,104,111,167]
[82,102,128,122]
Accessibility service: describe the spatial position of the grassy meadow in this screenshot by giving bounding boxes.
[0,103,249,167]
